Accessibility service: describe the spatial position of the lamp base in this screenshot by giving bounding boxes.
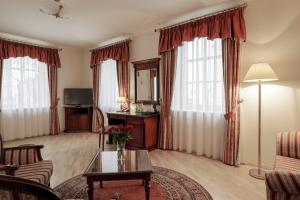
[249,168,266,180]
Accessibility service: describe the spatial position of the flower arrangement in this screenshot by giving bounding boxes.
[106,125,133,148]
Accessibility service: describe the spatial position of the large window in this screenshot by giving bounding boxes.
[172,38,224,113]
[99,59,119,113]
[172,38,225,159]
[1,56,50,141]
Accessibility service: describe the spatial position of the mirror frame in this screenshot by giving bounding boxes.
[133,58,160,105]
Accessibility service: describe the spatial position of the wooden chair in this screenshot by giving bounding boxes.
[95,107,110,151]
[0,175,61,200]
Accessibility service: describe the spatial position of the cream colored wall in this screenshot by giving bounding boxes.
[79,0,300,168]
[239,0,300,168]
[57,47,85,131]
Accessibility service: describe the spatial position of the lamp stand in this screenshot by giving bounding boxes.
[249,81,266,180]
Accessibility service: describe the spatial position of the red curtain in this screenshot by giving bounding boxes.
[90,41,130,132]
[0,39,61,135]
[159,7,246,53]
[117,61,129,99]
[0,39,61,67]
[92,65,101,132]
[48,66,60,135]
[158,49,177,150]
[222,38,241,166]
[90,41,129,67]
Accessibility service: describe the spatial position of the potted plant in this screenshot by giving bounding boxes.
[106,124,133,152]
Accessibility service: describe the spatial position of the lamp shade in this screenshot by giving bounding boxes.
[244,63,278,82]
[117,96,127,103]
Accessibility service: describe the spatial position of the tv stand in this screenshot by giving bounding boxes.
[64,106,93,132]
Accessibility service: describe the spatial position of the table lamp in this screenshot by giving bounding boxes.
[117,96,128,112]
[244,63,278,180]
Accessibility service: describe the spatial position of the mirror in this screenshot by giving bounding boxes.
[133,58,160,104]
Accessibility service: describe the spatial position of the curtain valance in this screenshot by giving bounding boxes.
[158,7,246,53]
[90,41,129,67]
[0,39,61,67]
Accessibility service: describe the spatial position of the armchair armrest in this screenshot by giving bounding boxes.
[265,171,300,196]
[0,164,19,175]
[3,144,44,165]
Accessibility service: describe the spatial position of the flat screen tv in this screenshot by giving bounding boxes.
[64,88,93,106]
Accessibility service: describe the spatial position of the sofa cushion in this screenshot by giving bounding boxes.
[15,160,53,185]
[275,155,300,172]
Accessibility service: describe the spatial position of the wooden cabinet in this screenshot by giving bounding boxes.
[107,112,159,150]
[65,106,93,132]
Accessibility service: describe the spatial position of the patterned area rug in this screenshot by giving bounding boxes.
[54,166,213,200]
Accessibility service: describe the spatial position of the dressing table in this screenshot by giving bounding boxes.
[107,58,160,150]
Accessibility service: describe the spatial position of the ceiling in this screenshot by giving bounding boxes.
[0,0,234,48]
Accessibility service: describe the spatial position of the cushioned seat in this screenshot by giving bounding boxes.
[15,160,53,185]
[275,155,300,172]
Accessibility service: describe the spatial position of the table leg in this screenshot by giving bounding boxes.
[100,181,103,188]
[87,179,94,200]
[144,174,150,200]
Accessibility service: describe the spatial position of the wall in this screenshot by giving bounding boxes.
[239,0,300,167]
[57,47,84,130]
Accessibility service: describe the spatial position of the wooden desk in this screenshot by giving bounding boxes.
[107,112,159,150]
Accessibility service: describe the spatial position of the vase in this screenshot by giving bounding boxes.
[117,142,125,160]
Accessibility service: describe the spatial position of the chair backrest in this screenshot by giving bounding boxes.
[0,175,61,200]
[95,107,105,133]
[0,134,3,164]
[276,131,300,159]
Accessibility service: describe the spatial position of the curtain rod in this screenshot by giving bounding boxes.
[89,39,131,52]
[0,37,62,51]
[155,3,247,32]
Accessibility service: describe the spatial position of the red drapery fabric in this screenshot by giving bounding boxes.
[92,65,101,133]
[90,41,130,67]
[117,61,129,99]
[0,39,61,135]
[158,49,177,150]
[158,7,246,53]
[222,38,241,166]
[90,41,130,131]
[48,66,60,135]
[157,7,245,162]
[0,39,61,67]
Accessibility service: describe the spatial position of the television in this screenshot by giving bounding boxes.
[64,88,93,106]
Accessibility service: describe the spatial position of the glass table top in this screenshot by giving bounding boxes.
[83,150,152,176]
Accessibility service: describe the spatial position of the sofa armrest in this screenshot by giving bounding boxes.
[3,145,44,165]
[0,164,19,175]
[265,171,300,196]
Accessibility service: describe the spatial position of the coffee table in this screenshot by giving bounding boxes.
[83,150,152,200]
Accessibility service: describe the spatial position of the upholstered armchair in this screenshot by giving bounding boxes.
[265,131,300,200]
[0,134,53,186]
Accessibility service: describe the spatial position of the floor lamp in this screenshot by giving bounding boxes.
[244,63,278,180]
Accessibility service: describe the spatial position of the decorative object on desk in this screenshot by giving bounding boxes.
[244,62,279,180]
[135,100,144,112]
[107,125,133,159]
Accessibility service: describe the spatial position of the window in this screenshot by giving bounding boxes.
[99,59,119,113]
[1,56,50,141]
[172,37,224,113]
[2,56,50,110]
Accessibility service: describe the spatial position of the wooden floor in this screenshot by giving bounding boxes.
[4,132,266,200]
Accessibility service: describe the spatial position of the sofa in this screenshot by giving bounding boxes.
[0,134,53,186]
[265,131,300,200]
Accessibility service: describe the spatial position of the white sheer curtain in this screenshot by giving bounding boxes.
[1,57,50,141]
[172,38,226,159]
[99,59,119,124]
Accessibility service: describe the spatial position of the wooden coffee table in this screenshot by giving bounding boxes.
[83,150,152,200]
